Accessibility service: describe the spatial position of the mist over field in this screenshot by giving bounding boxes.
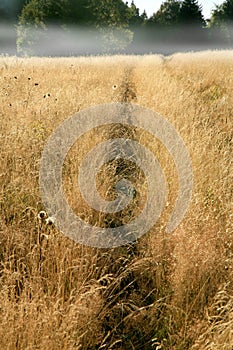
[1,23,233,56]
[0,24,17,55]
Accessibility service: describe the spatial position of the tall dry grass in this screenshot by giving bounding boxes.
[0,51,232,349]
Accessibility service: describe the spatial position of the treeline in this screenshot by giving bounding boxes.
[1,0,233,55]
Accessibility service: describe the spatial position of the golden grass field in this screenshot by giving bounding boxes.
[0,50,232,349]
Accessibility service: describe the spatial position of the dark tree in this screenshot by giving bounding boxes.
[176,0,206,47]
[143,0,182,51]
[210,0,233,24]
[209,0,233,45]
[65,0,95,25]
[141,10,148,22]
[179,0,205,27]
[143,0,208,53]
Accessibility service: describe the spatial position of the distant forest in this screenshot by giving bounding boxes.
[1,0,233,55]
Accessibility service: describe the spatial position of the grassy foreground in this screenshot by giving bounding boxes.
[0,51,232,349]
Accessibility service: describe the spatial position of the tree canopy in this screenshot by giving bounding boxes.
[210,0,233,25]
[148,0,182,27]
[17,0,137,55]
[179,0,205,26]
[208,0,233,45]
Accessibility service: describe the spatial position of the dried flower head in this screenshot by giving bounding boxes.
[38,210,47,220]
[46,216,55,225]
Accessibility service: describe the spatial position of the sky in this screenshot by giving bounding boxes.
[125,0,224,19]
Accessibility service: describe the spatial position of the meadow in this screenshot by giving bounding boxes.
[0,51,232,349]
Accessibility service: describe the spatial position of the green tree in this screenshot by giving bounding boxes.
[179,0,205,27]
[209,0,233,44]
[145,0,208,51]
[145,0,182,48]
[17,0,47,55]
[210,0,233,25]
[127,1,145,27]
[148,0,182,27]
[88,0,134,53]
[177,0,206,46]
[87,0,129,27]
[141,10,148,22]
[17,0,134,55]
